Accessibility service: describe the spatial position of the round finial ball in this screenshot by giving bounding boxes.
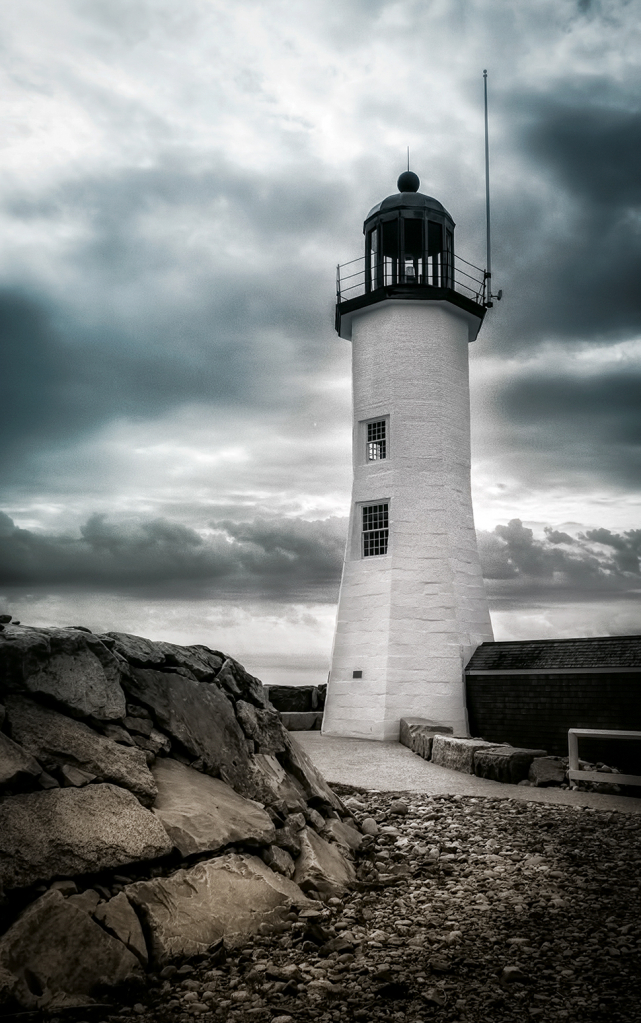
[397,170,420,193]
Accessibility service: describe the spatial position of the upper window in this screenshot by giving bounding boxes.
[367,419,386,461]
[362,503,389,557]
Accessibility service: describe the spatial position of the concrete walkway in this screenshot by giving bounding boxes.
[294,731,641,814]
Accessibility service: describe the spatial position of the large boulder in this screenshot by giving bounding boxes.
[151,758,275,858]
[5,696,157,805]
[121,668,256,797]
[399,718,453,760]
[430,735,507,774]
[0,783,172,893]
[293,827,356,894]
[250,754,307,812]
[94,892,149,967]
[474,746,548,784]
[235,700,286,753]
[323,818,363,853]
[0,889,142,1009]
[280,731,345,812]
[100,632,225,682]
[0,730,41,790]
[127,853,311,964]
[0,626,125,721]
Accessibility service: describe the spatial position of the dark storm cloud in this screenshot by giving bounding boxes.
[2,508,637,607]
[0,511,346,600]
[494,360,641,487]
[0,158,350,477]
[478,518,641,600]
[494,86,641,345]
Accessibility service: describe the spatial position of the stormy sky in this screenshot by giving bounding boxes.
[1,0,641,683]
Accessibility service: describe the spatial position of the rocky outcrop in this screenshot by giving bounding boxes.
[127,854,312,964]
[94,892,149,967]
[0,626,125,720]
[0,889,143,1009]
[293,827,356,894]
[121,668,257,798]
[0,730,41,790]
[0,784,173,892]
[0,620,358,1013]
[151,758,275,857]
[6,696,157,805]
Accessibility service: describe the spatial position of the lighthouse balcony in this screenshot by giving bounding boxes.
[335,251,488,339]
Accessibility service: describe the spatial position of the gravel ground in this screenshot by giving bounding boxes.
[86,785,641,1023]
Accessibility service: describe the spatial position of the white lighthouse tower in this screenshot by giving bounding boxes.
[322,170,493,741]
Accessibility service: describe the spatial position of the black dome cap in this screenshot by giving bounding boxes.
[397,170,420,193]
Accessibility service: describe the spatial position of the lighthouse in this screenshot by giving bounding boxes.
[322,170,494,741]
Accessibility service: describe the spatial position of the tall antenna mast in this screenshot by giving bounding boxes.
[483,69,492,306]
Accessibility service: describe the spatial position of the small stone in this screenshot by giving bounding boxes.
[389,800,408,816]
[502,965,527,983]
[48,879,78,896]
[361,818,379,836]
[60,763,97,787]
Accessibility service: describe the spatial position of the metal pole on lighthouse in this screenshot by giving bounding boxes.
[322,141,495,741]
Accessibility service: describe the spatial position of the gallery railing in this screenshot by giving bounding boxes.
[336,251,489,307]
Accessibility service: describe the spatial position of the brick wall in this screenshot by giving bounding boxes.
[465,672,641,773]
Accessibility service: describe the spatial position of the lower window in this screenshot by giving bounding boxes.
[362,503,389,557]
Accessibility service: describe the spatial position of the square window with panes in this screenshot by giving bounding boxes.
[367,419,386,461]
[362,503,389,557]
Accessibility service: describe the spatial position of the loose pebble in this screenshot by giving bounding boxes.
[105,788,641,1022]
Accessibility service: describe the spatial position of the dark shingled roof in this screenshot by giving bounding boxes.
[466,636,641,672]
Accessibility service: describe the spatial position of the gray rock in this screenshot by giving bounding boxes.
[399,718,453,760]
[123,716,154,737]
[474,746,548,784]
[151,758,274,858]
[67,889,102,913]
[0,783,172,893]
[6,696,157,805]
[431,735,507,774]
[121,668,257,798]
[127,853,311,964]
[99,631,167,669]
[214,657,266,707]
[280,730,345,812]
[60,763,96,787]
[250,754,307,812]
[323,818,363,852]
[529,756,567,787]
[261,844,296,878]
[273,821,303,857]
[94,892,149,966]
[0,889,142,1009]
[0,730,41,789]
[133,728,171,756]
[100,724,136,746]
[361,817,379,837]
[235,700,286,753]
[293,827,356,894]
[0,626,126,720]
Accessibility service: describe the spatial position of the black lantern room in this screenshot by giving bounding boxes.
[335,172,487,340]
[363,170,455,291]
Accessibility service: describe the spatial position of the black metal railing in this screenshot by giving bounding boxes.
[336,251,489,307]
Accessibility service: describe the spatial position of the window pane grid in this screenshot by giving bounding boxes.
[367,419,386,461]
[362,503,389,557]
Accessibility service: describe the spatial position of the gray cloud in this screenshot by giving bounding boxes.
[0,511,346,601]
[2,509,638,610]
[478,518,641,600]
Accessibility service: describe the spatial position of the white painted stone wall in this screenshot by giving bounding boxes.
[322,299,493,740]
